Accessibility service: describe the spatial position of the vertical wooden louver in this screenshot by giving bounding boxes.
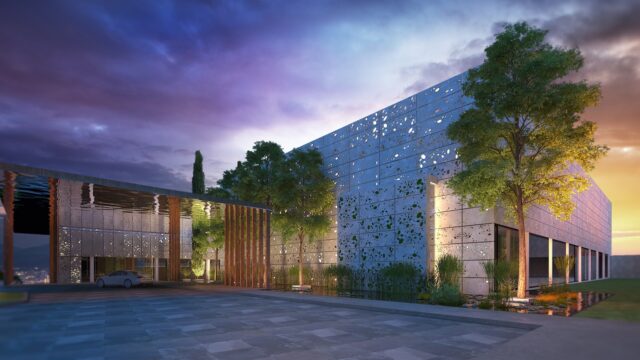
[3,171,15,286]
[48,178,58,284]
[222,204,270,288]
[168,196,181,281]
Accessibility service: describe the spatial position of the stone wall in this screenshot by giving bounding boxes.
[612,255,640,278]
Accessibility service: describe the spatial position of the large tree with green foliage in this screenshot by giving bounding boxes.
[446,22,608,298]
[192,150,205,194]
[272,149,334,286]
[218,141,285,206]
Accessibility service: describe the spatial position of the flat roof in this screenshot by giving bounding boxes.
[0,161,269,210]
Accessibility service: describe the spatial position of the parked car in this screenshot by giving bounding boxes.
[96,271,142,289]
[0,271,22,286]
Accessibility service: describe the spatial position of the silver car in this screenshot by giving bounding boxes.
[96,271,142,288]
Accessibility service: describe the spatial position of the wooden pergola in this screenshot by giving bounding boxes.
[1,163,271,288]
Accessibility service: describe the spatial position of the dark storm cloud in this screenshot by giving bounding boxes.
[1,0,639,193]
[536,0,640,146]
[0,125,190,190]
[540,0,640,48]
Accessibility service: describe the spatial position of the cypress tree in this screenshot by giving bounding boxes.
[192,150,205,194]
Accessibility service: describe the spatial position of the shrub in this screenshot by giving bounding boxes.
[430,284,466,307]
[553,256,575,285]
[378,262,422,297]
[323,264,352,290]
[478,299,493,310]
[482,259,518,306]
[436,254,464,287]
[417,292,431,301]
[288,265,312,285]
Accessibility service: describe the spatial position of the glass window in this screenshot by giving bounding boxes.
[496,225,519,262]
[599,252,604,279]
[529,234,549,287]
[581,248,589,281]
[605,254,609,278]
[591,250,597,280]
[568,244,577,283]
[81,257,90,283]
[552,240,566,284]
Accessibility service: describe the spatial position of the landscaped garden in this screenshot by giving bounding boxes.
[270,252,617,319]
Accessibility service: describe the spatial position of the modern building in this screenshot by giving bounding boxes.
[273,72,612,294]
[0,162,271,287]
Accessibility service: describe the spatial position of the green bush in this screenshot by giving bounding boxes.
[478,299,493,310]
[323,264,352,290]
[288,265,312,285]
[430,284,466,306]
[378,262,422,297]
[436,254,463,287]
[482,259,518,306]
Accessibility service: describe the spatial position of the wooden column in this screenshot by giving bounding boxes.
[168,196,181,281]
[246,207,251,287]
[224,205,229,285]
[259,209,265,288]
[228,204,234,285]
[48,178,58,284]
[3,171,15,286]
[245,207,250,286]
[240,207,246,287]
[235,205,240,286]
[265,210,271,289]
[252,208,257,288]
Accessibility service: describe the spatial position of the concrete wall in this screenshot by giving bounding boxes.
[612,255,640,278]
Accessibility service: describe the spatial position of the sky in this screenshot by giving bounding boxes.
[0,0,638,255]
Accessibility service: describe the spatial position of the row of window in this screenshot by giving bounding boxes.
[495,225,609,288]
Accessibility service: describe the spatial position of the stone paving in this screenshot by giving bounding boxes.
[0,287,529,360]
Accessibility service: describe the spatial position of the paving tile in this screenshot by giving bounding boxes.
[455,333,505,345]
[306,328,348,338]
[205,339,252,353]
[268,316,296,324]
[378,319,413,327]
[374,346,438,360]
[55,333,104,346]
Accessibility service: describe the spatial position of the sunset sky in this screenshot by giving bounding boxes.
[0,0,638,254]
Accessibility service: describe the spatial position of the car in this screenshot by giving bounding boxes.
[96,271,142,289]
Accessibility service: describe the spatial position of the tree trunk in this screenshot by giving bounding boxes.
[516,206,528,299]
[298,232,304,286]
[214,248,219,282]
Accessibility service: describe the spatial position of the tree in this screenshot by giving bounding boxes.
[217,141,285,206]
[190,201,210,278]
[192,150,205,194]
[206,186,232,199]
[190,201,225,280]
[272,149,334,286]
[446,22,608,298]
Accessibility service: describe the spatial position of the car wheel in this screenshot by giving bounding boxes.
[124,279,132,289]
[97,279,104,288]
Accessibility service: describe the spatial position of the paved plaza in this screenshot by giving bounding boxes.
[0,286,529,360]
[2,285,640,360]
